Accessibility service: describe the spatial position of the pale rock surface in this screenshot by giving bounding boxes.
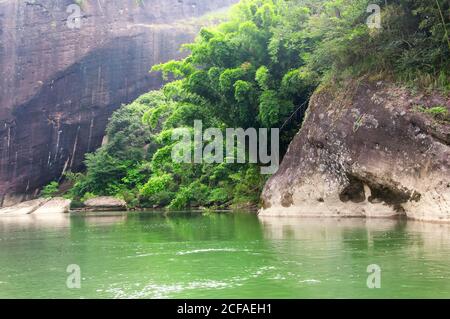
[33,197,71,214]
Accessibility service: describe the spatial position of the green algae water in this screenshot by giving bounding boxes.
[1,211,450,299]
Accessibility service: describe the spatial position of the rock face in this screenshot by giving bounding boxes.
[0,0,237,206]
[34,197,71,214]
[260,80,450,222]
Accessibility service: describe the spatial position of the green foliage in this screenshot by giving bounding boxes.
[230,165,267,206]
[139,174,176,206]
[208,188,231,206]
[71,149,132,196]
[41,181,59,198]
[67,91,167,201]
[140,174,174,199]
[423,106,448,116]
[255,66,271,90]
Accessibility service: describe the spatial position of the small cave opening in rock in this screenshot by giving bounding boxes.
[339,175,366,203]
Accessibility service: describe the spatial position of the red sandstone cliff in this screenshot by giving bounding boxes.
[0,0,237,206]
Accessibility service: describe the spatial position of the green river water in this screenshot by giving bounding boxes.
[1,211,450,298]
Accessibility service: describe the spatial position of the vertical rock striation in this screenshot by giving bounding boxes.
[0,0,237,206]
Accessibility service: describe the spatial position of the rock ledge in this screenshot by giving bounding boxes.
[83,197,127,211]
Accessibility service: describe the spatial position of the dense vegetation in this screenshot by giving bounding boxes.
[58,0,449,209]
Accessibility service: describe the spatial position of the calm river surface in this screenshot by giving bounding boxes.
[1,211,450,298]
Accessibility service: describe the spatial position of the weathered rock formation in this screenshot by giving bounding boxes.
[83,196,126,211]
[0,197,71,215]
[0,0,237,206]
[260,80,450,222]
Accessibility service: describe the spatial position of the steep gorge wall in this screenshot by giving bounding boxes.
[0,0,237,206]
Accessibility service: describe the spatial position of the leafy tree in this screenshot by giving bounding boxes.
[67,0,449,210]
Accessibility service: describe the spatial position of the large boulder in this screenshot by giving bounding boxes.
[83,196,127,211]
[0,0,238,207]
[260,80,450,222]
